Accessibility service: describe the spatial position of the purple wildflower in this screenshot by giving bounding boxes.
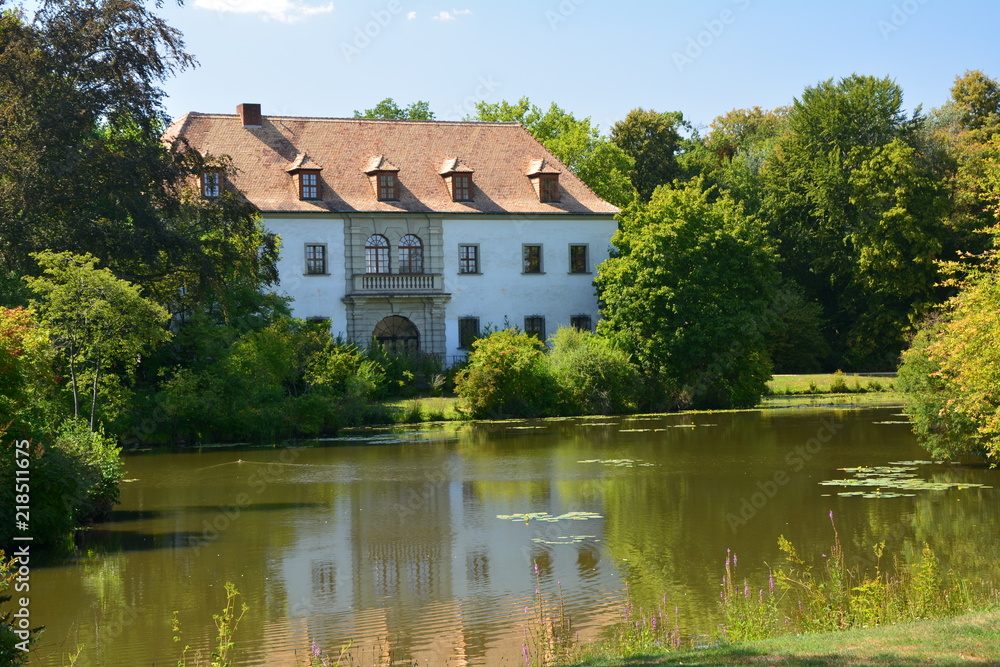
[311,641,322,657]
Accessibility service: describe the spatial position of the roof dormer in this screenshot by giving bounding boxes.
[440,158,475,202]
[286,153,323,200]
[526,158,561,203]
[364,155,400,201]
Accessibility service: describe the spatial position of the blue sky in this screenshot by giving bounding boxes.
[157,0,1000,134]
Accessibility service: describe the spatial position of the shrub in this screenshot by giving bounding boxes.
[0,417,123,550]
[548,327,640,415]
[454,329,562,418]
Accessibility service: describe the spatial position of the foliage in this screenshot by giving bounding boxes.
[469,97,637,207]
[25,251,172,428]
[0,416,123,550]
[0,307,58,440]
[763,74,949,369]
[159,320,390,443]
[173,582,247,667]
[548,327,639,415]
[454,329,562,418]
[596,182,778,410]
[899,233,1000,462]
[766,283,830,373]
[353,98,434,120]
[0,551,37,665]
[610,108,689,201]
[721,515,974,643]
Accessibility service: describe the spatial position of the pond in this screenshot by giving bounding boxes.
[28,404,1000,665]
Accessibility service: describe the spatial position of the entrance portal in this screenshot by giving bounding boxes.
[373,315,419,353]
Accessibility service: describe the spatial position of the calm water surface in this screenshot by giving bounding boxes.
[29,404,1000,665]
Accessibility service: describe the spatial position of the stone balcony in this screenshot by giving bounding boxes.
[350,273,444,293]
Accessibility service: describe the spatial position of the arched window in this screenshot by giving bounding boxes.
[366,234,389,274]
[373,315,419,352]
[398,234,423,274]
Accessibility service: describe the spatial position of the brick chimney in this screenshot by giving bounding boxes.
[237,103,262,128]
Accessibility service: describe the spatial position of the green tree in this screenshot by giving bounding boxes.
[25,251,171,428]
[0,0,279,322]
[899,140,1000,463]
[470,97,637,207]
[764,74,948,368]
[454,328,562,418]
[610,108,688,201]
[596,182,778,409]
[353,97,435,120]
[548,327,639,415]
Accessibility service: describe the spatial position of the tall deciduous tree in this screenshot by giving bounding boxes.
[25,251,171,428]
[470,97,637,207]
[610,108,688,201]
[0,0,278,314]
[595,182,778,409]
[764,74,948,368]
[353,98,435,120]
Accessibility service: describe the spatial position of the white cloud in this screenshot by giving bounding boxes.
[193,0,334,23]
[432,8,472,21]
[406,10,416,19]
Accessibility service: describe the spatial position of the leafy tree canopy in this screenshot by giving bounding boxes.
[763,74,948,368]
[469,96,637,207]
[25,251,172,428]
[596,181,778,409]
[610,108,690,201]
[353,98,435,120]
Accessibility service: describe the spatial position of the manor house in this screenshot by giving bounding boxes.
[166,104,618,361]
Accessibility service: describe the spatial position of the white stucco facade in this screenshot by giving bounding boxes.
[265,212,616,363]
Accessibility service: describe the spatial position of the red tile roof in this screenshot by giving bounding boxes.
[165,111,618,215]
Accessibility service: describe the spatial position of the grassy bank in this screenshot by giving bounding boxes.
[574,609,1000,666]
[383,373,900,423]
[767,372,895,395]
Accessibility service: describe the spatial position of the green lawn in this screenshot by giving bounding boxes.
[574,609,1000,666]
[767,372,896,395]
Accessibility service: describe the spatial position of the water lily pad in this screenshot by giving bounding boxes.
[531,535,597,545]
[821,461,993,497]
[496,510,603,523]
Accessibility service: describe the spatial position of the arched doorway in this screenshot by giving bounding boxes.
[373,315,419,352]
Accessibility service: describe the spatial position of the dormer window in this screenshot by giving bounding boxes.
[286,153,323,201]
[299,171,320,200]
[539,175,560,203]
[453,174,472,201]
[526,159,561,203]
[378,172,398,201]
[440,158,475,202]
[202,172,221,198]
[365,155,401,202]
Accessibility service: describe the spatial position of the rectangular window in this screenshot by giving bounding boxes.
[569,244,589,273]
[539,175,560,202]
[452,174,473,201]
[305,244,327,275]
[524,316,545,341]
[459,244,479,274]
[378,172,398,201]
[458,317,480,350]
[300,172,319,200]
[522,244,542,274]
[202,172,221,198]
[570,315,593,332]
